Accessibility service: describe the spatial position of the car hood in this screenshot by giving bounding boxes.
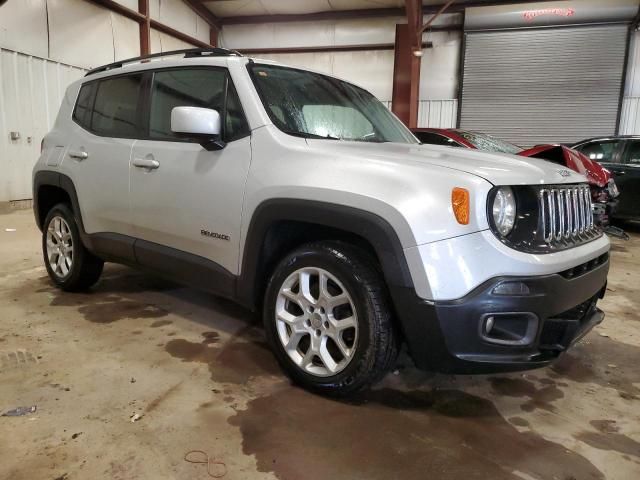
[306,140,587,186]
[519,144,610,188]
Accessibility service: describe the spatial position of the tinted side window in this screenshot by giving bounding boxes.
[92,75,143,138]
[576,140,620,163]
[625,141,640,164]
[150,69,226,141]
[415,131,461,147]
[73,82,96,130]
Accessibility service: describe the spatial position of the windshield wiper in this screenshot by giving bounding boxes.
[282,130,340,140]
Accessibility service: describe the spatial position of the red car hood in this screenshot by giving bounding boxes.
[519,144,610,187]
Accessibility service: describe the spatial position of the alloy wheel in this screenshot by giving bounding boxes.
[275,267,359,377]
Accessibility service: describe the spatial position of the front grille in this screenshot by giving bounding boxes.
[539,185,596,244]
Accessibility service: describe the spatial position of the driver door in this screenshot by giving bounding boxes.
[129,67,251,284]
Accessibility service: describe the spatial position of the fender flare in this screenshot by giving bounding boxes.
[33,171,86,234]
[236,198,415,307]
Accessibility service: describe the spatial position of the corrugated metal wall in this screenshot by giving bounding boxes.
[460,25,629,147]
[418,100,458,128]
[0,49,86,201]
[619,29,640,134]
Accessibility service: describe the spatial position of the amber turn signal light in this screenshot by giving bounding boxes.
[452,188,470,225]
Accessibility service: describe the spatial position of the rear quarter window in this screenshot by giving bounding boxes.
[72,82,96,130]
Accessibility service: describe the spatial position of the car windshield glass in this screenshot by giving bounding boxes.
[249,64,418,144]
[456,131,522,155]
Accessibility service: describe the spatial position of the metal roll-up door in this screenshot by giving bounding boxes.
[459,25,629,147]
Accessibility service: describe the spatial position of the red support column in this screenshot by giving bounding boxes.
[139,0,150,55]
[391,23,421,128]
[210,28,218,48]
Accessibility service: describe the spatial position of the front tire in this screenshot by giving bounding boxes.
[42,203,104,291]
[263,241,399,396]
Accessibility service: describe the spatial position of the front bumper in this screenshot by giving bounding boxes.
[391,253,609,374]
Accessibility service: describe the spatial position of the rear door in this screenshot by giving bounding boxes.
[66,74,143,241]
[129,67,251,287]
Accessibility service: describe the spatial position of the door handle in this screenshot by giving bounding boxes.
[68,150,88,160]
[132,158,160,170]
[612,170,626,176]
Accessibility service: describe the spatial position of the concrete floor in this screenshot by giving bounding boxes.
[1,209,639,480]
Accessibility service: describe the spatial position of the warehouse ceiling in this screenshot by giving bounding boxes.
[201,0,514,18]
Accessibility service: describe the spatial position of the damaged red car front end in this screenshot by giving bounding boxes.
[518,144,619,228]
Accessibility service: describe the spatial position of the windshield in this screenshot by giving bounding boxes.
[456,131,522,155]
[249,64,418,144]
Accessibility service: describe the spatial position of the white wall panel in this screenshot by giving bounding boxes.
[221,15,462,107]
[0,0,49,58]
[113,0,138,10]
[252,50,394,102]
[620,31,640,134]
[151,0,199,41]
[619,97,640,135]
[417,100,458,128]
[48,0,115,68]
[111,11,141,60]
[150,29,198,54]
[196,15,210,44]
[419,31,461,100]
[332,50,394,102]
[0,48,85,201]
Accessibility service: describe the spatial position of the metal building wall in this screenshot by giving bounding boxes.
[459,25,629,147]
[0,0,202,202]
[619,29,640,135]
[0,48,86,201]
[220,16,461,128]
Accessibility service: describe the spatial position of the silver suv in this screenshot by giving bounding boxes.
[33,48,610,395]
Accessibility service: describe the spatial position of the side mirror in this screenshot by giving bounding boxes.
[171,106,225,151]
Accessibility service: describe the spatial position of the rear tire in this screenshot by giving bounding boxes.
[42,203,104,291]
[263,241,399,396]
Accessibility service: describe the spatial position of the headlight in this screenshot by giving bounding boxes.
[492,186,516,236]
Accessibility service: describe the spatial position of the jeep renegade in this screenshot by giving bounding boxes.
[33,48,610,395]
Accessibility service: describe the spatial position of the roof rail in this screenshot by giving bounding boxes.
[85,48,243,77]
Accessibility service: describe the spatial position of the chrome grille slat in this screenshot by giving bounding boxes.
[538,184,595,245]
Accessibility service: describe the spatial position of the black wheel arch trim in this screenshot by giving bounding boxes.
[236,198,415,306]
[34,171,87,236]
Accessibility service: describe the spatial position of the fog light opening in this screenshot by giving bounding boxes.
[479,312,538,346]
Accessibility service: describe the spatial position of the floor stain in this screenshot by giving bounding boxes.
[551,336,640,397]
[146,381,183,413]
[164,327,279,385]
[489,377,564,412]
[201,331,220,345]
[229,387,604,480]
[509,416,530,428]
[150,319,173,328]
[590,419,619,434]
[575,430,640,459]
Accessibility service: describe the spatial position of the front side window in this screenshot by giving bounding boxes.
[150,68,249,142]
[456,131,522,155]
[248,64,417,144]
[92,74,143,138]
[575,140,621,163]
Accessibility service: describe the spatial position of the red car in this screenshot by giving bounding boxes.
[413,128,621,233]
